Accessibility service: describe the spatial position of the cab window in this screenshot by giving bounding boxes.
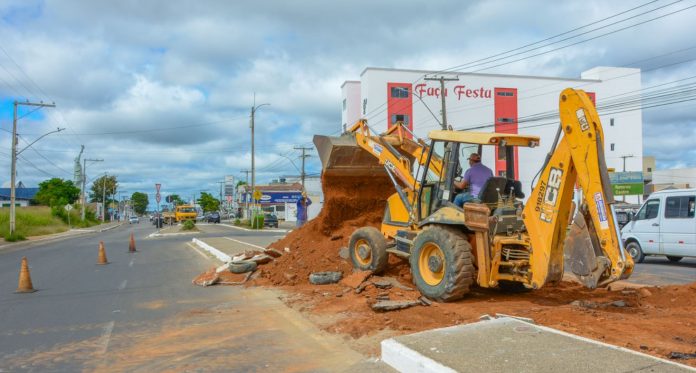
[636,199,660,220]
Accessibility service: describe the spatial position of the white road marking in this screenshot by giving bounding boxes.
[118,280,127,290]
[99,321,115,354]
[186,242,211,260]
[223,236,265,250]
[129,258,134,268]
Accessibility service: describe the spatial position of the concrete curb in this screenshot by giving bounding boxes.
[381,339,456,373]
[148,231,200,238]
[191,238,232,263]
[218,223,288,234]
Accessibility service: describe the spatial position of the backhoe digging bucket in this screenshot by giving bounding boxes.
[313,134,387,178]
[563,209,610,289]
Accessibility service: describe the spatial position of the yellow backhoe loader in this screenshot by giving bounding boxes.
[314,88,633,302]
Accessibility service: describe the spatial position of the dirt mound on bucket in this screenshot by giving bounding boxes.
[257,174,394,286]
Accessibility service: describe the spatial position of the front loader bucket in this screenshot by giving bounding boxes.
[313,133,386,177]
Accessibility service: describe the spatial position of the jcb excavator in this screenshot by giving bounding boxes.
[314,88,634,302]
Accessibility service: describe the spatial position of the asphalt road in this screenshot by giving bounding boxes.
[629,256,696,286]
[0,221,365,372]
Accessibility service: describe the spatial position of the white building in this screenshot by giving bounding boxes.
[341,67,644,202]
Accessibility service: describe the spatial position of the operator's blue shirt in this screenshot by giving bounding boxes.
[296,197,312,221]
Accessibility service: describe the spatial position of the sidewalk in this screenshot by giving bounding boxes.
[0,221,124,251]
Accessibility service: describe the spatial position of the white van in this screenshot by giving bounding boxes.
[621,188,696,263]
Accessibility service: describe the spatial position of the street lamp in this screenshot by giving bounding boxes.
[250,98,269,218]
[9,99,58,235]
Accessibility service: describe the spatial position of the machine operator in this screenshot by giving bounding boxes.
[453,153,493,207]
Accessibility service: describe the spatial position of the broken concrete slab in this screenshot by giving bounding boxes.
[264,248,283,258]
[340,270,373,288]
[338,246,349,259]
[371,300,421,312]
[381,317,694,373]
[249,254,273,265]
[371,276,414,291]
[309,271,343,285]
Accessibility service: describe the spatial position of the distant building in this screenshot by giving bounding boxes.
[0,182,39,207]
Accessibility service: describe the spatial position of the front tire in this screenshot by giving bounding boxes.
[349,227,388,274]
[410,226,475,302]
[626,241,645,263]
[666,256,683,263]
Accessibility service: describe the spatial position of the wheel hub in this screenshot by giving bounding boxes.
[428,255,443,273]
[358,245,370,260]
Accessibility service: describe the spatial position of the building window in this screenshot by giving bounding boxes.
[610,143,615,151]
[343,123,347,132]
[497,118,515,123]
[362,98,367,115]
[390,114,409,125]
[390,87,409,98]
[647,167,652,172]
[665,196,695,219]
[610,118,614,126]
[497,91,514,97]
[342,99,346,111]
[497,144,506,161]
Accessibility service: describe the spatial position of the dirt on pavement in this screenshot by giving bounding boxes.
[196,172,696,366]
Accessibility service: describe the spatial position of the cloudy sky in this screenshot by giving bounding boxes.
[0,0,694,204]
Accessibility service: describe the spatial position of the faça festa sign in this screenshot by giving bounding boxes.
[241,191,303,204]
[414,83,492,100]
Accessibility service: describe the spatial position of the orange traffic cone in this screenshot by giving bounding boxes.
[128,233,137,253]
[97,241,109,265]
[16,257,36,293]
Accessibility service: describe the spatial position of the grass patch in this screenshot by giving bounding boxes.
[0,206,67,240]
[0,205,103,240]
[181,220,196,231]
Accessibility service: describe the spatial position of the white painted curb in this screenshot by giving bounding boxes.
[191,238,231,263]
[218,223,288,233]
[381,339,457,373]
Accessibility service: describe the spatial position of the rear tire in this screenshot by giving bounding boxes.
[666,256,683,263]
[410,226,474,302]
[349,227,388,274]
[626,241,645,263]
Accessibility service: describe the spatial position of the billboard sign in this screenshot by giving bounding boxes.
[609,171,644,196]
[241,191,303,204]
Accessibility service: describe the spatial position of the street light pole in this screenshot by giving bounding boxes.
[81,158,103,221]
[102,172,107,222]
[250,96,269,219]
[9,100,57,235]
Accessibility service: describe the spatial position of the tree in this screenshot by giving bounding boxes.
[90,175,118,204]
[197,192,220,212]
[131,192,149,215]
[34,178,80,207]
[167,194,185,206]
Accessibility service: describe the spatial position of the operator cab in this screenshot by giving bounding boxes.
[416,130,539,227]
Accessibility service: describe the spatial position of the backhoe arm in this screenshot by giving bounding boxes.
[523,88,634,289]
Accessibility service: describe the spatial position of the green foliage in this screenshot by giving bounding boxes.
[90,175,118,204]
[131,192,149,215]
[236,180,247,187]
[50,205,100,228]
[0,206,67,239]
[182,219,195,230]
[4,232,26,241]
[34,178,80,207]
[251,214,264,229]
[168,194,186,206]
[197,192,220,213]
[234,218,241,226]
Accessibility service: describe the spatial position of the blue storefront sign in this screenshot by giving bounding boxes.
[241,191,303,203]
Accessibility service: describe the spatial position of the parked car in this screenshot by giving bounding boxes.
[263,213,278,228]
[621,188,696,263]
[129,216,139,224]
[206,212,221,223]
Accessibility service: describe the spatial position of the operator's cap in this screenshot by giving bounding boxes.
[467,153,481,161]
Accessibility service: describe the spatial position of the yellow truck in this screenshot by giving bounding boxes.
[162,205,197,225]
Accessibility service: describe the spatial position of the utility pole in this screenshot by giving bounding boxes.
[294,146,313,187]
[216,181,224,213]
[424,75,459,130]
[250,96,270,217]
[82,158,103,221]
[9,100,56,235]
[240,169,251,218]
[102,172,107,222]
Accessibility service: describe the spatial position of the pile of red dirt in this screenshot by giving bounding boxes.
[256,174,395,286]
